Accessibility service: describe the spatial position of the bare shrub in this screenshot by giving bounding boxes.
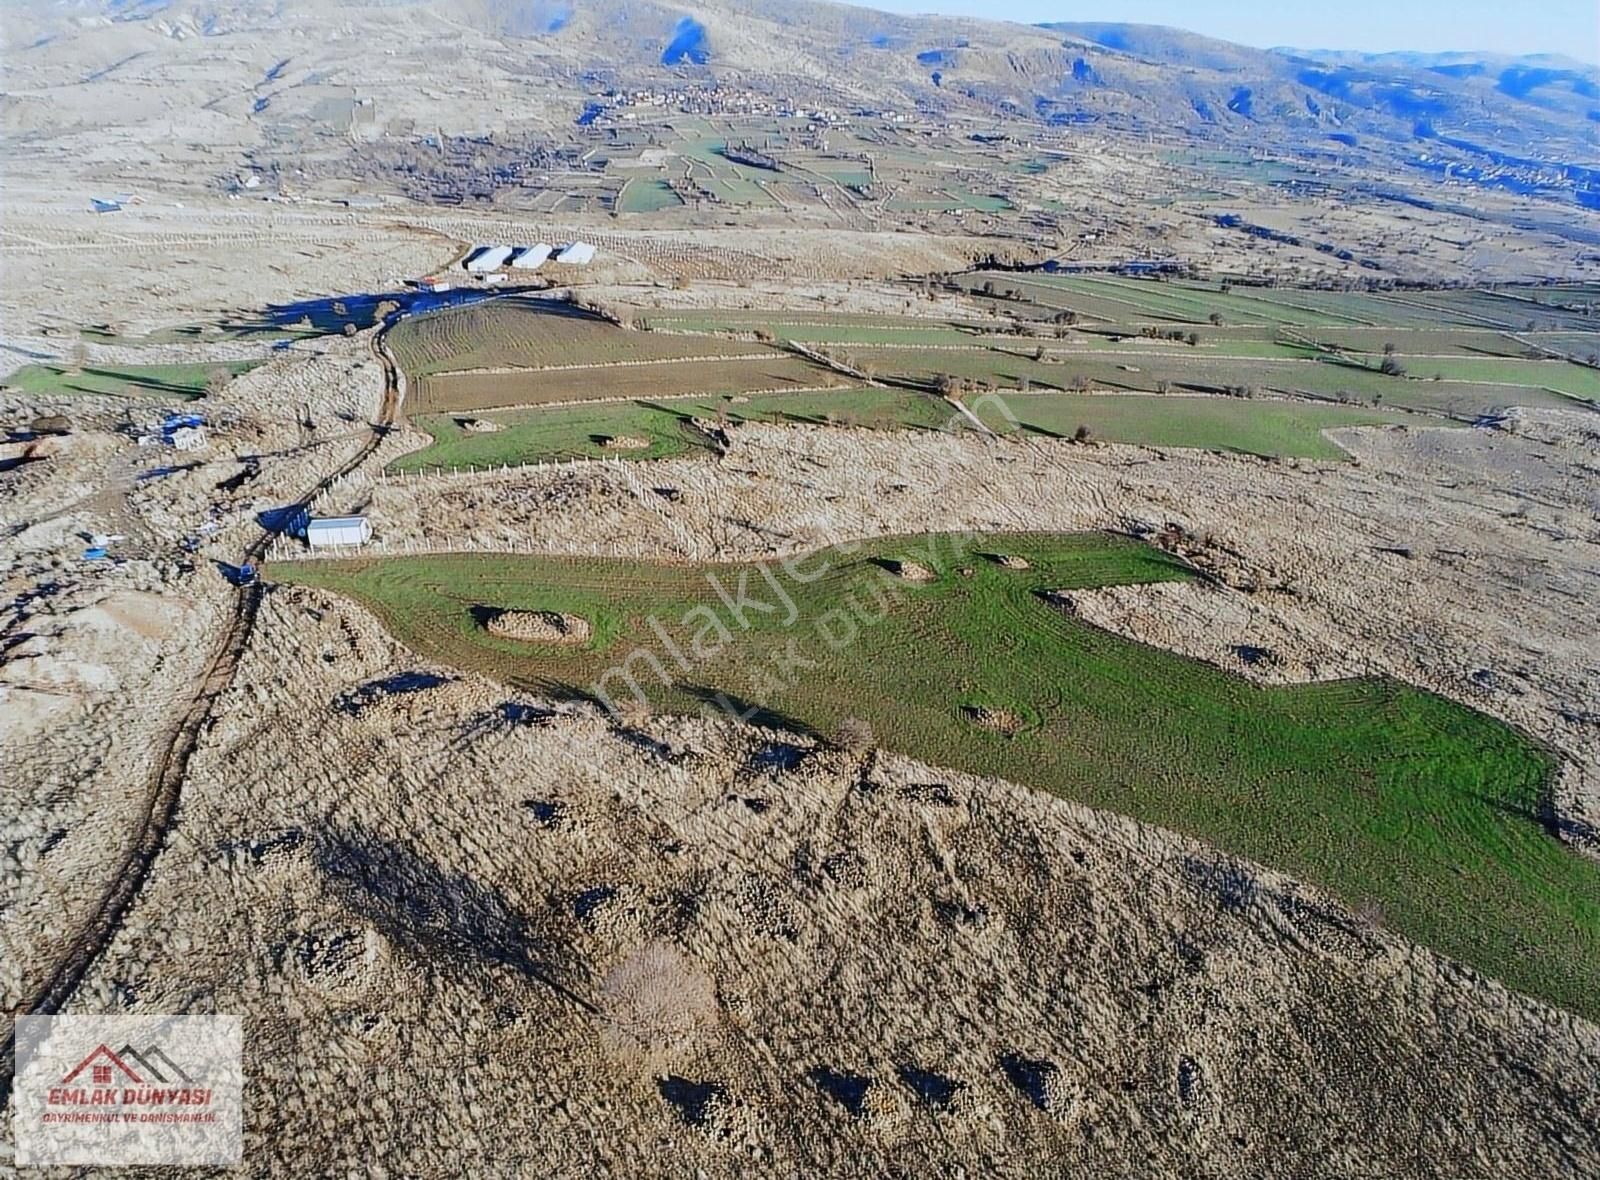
[600,942,718,1053]
[833,716,875,754]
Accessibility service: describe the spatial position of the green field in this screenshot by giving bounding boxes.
[982,393,1410,458]
[391,388,956,471]
[617,178,684,214]
[393,388,1414,471]
[842,345,1583,417]
[1,359,260,401]
[277,533,1599,1021]
[1370,357,1600,400]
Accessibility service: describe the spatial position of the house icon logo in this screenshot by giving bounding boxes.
[17,1014,241,1167]
[60,1043,195,1088]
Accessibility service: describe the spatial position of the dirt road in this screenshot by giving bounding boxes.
[0,321,404,1107]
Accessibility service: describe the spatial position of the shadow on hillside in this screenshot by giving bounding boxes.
[314,826,594,1011]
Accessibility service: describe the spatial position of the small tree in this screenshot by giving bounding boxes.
[1073,423,1091,443]
[934,373,959,398]
[1208,311,1224,327]
[1186,332,1200,347]
[204,366,233,397]
[342,322,358,337]
[1379,354,1405,377]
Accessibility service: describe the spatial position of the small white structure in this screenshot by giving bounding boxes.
[465,245,514,273]
[169,425,207,451]
[510,243,553,270]
[555,241,596,265]
[306,515,372,549]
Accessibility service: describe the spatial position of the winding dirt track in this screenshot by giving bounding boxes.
[0,324,404,1108]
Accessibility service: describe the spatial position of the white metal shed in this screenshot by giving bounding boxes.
[555,241,596,265]
[465,245,514,272]
[511,243,553,270]
[306,516,372,548]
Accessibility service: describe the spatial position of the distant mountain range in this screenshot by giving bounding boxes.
[7,2,1599,207]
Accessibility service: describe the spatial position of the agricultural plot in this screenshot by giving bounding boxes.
[277,532,1599,1022]
[395,404,718,470]
[394,387,1415,471]
[1293,328,1531,358]
[393,388,953,471]
[1384,290,1600,332]
[410,356,843,415]
[1,359,260,401]
[1535,333,1600,362]
[848,345,1583,416]
[1384,357,1600,401]
[646,311,1002,347]
[982,393,1411,459]
[616,178,683,213]
[389,297,771,379]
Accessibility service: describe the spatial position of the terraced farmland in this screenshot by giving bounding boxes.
[393,387,953,471]
[981,393,1410,458]
[956,272,1600,337]
[843,345,1584,416]
[389,297,772,377]
[411,355,843,415]
[394,388,1416,471]
[388,296,843,414]
[277,532,1599,1021]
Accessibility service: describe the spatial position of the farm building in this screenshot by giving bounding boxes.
[555,241,596,265]
[465,245,514,273]
[306,515,372,549]
[511,244,553,270]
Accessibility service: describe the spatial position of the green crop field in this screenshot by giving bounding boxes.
[1378,357,1600,400]
[392,387,1409,471]
[391,388,956,470]
[410,356,843,415]
[646,314,1000,347]
[277,532,1600,1021]
[846,345,1581,416]
[982,393,1411,458]
[2,359,260,401]
[617,178,683,213]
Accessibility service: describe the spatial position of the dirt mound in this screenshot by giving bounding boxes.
[483,609,592,644]
[456,417,501,433]
[960,704,1022,734]
[884,559,936,583]
[602,435,651,451]
[993,554,1031,570]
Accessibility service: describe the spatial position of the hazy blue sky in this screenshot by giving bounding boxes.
[857,0,1600,62]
